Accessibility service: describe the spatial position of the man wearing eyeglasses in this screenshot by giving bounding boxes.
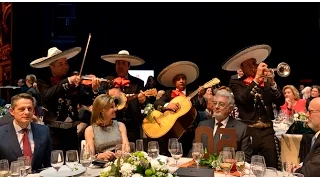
[295,97,320,177]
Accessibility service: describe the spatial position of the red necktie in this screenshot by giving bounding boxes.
[22,129,32,160]
[243,76,264,87]
[171,90,185,98]
[114,77,130,88]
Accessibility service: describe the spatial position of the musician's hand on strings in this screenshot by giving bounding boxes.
[166,103,180,112]
[69,75,81,86]
[138,90,146,104]
[91,76,101,92]
[197,86,205,98]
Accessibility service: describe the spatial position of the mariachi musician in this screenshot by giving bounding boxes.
[30,47,101,152]
[154,61,206,156]
[222,44,284,169]
[99,50,147,143]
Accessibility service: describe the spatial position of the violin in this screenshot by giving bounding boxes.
[80,75,114,86]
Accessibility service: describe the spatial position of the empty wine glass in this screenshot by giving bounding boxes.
[192,143,204,169]
[169,142,183,167]
[115,144,124,158]
[66,150,79,171]
[148,141,160,159]
[219,151,233,177]
[136,139,144,152]
[168,138,178,154]
[9,161,22,177]
[51,150,64,172]
[250,155,266,177]
[129,142,136,153]
[235,151,245,177]
[80,145,93,176]
[0,159,9,177]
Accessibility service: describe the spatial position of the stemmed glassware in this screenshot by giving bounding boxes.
[148,141,160,159]
[218,151,233,177]
[235,151,245,177]
[80,144,94,176]
[250,155,266,177]
[169,142,183,167]
[51,150,64,172]
[66,150,79,171]
[191,143,204,169]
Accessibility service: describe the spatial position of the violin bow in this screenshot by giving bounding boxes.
[79,33,92,77]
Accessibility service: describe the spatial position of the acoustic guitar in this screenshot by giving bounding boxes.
[142,78,220,139]
[115,88,158,110]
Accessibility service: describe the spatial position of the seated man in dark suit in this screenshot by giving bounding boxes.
[294,97,320,177]
[0,93,52,171]
[196,89,253,162]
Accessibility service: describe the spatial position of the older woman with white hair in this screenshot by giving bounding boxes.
[301,86,311,100]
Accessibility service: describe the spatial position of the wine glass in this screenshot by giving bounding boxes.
[80,145,93,176]
[235,151,245,177]
[219,151,233,177]
[129,142,136,153]
[148,141,159,159]
[0,159,9,177]
[169,142,183,167]
[18,156,31,175]
[136,139,144,152]
[51,150,64,172]
[191,143,204,169]
[250,155,266,177]
[168,138,178,154]
[9,161,22,177]
[115,144,124,158]
[66,150,79,171]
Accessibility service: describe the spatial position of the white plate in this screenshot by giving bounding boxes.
[40,165,86,177]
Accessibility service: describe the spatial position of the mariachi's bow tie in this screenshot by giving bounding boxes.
[171,89,185,98]
[243,76,264,87]
[114,77,130,88]
[50,76,61,86]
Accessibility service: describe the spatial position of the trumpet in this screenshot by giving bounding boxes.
[263,62,291,78]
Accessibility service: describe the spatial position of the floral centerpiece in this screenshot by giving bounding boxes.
[143,103,155,122]
[199,152,220,169]
[99,151,174,177]
[293,112,307,121]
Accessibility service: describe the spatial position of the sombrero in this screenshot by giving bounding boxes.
[222,44,271,71]
[101,50,145,66]
[157,61,199,87]
[30,47,81,68]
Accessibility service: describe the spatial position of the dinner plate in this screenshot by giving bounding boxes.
[40,165,86,177]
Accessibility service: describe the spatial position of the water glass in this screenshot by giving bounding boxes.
[191,143,204,169]
[10,161,23,177]
[51,150,64,172]
[66,150,79,171]
[136,139,144,152]
[148,141,159,159]
[168,138,178,154]
[169,142,183,167]
[80,145,93,176]
[18,156,31,174]
[0,159,9,177]
[128,142,136,153]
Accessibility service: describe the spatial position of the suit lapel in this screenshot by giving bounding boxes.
[31,123,41,166]
[6,122,23,158]
[221,117,236,140]
[303,135,320,164]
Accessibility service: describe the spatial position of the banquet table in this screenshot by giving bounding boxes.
[27,157,283,177]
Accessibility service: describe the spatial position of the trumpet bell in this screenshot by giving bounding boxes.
[275,62,290,77]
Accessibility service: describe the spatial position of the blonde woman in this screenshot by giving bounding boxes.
[280,85,306,116]
[84,94,129,161]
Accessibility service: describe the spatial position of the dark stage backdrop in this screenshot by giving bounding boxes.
[11,2,320,90]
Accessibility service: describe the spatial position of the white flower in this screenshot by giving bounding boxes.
[132,173,143,177]
[167,173,173,177]
[119,163,136,177]
[294,113,299,118]
[102,166,112,173]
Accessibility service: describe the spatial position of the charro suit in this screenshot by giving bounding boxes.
[0,122,52,170]
[229,76,284,169]
[295,135,320,177]
[153,89,206,156]
[197,117,253,162]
